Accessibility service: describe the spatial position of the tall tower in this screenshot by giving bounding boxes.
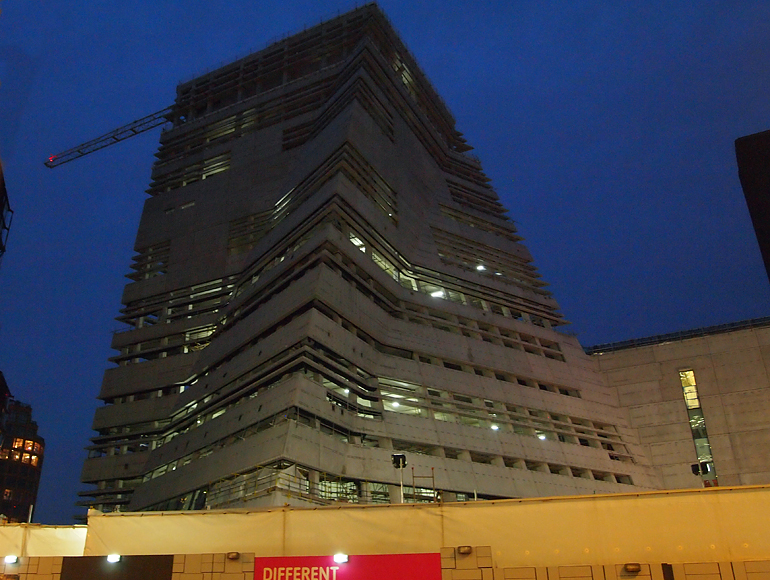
[80,4,658,512]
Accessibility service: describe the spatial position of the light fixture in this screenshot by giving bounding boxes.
[623,563,642,574]
[4,555,17,564]
[227,552,240,560]
[490,425,499,430]
[106,554,121,564]
[333,553,348,564]
[457,546,473,555]
[476,265,486,271]
[392,401,400,408]
[537,434,547,440]
[430,290,444,298]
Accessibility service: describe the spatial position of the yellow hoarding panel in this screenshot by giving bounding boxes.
[69,486,770,566]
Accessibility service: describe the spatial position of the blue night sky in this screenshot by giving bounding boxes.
[1,1,769,524]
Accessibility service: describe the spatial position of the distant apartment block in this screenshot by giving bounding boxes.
[0,372,44,522]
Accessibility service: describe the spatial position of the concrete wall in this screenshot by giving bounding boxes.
[594,324,770,488]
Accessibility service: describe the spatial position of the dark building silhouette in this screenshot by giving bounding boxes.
[736,129,770,284]
[0,158,12,267]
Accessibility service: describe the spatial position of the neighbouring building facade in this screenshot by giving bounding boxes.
[0,162,44,523]
[0,372,45,522]
[79,4,770,514]
[588,317,770,490]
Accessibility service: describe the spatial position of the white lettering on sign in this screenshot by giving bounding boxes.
[264,566,340,580]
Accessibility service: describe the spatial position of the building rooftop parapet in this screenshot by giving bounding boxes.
[585,315,770,354]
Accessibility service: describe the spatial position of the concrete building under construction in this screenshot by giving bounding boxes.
[79,4,770,513]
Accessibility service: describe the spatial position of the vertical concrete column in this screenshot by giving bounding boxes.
[359,481,372,503]
[308,469,320,497]
[387,484,402,504]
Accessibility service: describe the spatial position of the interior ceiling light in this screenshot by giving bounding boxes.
[430,290,444,298]
[490,425,499,430]
[476,265,486,271]
[333,553,349,564]
[106,554,121,563]
[4,556,17,564]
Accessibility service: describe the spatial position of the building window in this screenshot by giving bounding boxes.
[679,369,717,486]
[12,438,23,449]
[679,370,700,409]
[3,489,11,500]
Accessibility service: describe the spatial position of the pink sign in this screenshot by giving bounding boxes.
[254,553,441,580]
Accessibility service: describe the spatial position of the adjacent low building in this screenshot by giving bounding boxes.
[589,317,770,490]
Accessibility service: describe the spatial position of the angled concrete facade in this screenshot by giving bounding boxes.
[81,5,666,513]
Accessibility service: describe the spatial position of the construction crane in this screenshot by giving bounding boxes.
[44,107,173,168]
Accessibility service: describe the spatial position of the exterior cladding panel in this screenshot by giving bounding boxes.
[81,4,662,514]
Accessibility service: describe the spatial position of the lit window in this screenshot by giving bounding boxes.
[349,233,366,252]
[12,438,23,449]
[33,443,43,454]
[679,370,701,409]
[3,489,11,500]
[30,455,38,467]
[0,450,7,460]
[21,454,30,464]
[10,451,20,462]
[24,441,33,452]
